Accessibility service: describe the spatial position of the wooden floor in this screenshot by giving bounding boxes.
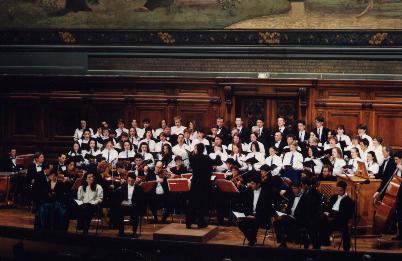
[0,207,401,254]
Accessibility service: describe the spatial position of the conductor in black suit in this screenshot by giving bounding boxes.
[238,171,275,246]
[186,143,215,229]
[322,180,355,251]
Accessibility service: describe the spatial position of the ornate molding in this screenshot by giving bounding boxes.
[362,102,373,110]
[209,99,222,105]
[223,85,233,113]
[167,98,178,104]
[298,87,307,117]
[2,30,402,47]
[314,101,326,108]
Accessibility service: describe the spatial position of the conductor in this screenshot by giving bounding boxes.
[186,143,214,229]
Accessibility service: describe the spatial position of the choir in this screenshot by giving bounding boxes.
[2,115,402,251]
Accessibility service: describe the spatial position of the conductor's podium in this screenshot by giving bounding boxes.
[153,223,219,243]
[336,174,381,232]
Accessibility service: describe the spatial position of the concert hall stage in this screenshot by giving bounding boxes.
[0,208,402,261]
[153,223,219,243]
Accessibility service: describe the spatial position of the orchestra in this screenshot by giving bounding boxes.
[1,114,402,252]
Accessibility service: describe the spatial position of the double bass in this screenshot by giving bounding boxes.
[373,170,402,234]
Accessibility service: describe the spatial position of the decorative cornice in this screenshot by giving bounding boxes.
[1,30,402,47]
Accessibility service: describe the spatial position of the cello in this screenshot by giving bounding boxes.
[373,169,402,234]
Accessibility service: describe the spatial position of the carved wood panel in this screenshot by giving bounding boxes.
[375,112,402,149]
[326,111,362,136]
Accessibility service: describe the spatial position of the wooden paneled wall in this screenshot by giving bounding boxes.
[311,81,402,150]
[0,76,401,155]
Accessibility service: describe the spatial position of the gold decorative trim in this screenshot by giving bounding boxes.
[158,32,176,44]
[58,32,76,44]
[258,32,280,45]
[369,33,387,45]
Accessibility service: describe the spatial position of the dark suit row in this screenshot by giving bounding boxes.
[237,180,275,245]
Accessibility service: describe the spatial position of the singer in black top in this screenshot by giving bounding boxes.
[186,143,215,229]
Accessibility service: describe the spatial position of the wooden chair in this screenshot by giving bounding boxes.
[318,181,337,200]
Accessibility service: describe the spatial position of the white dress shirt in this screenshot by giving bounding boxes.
[190,138,210,153]
[77,184,103,205]
[209,151,228,172]
[291,193,302,216]
[228,153,248,171]
[298,131,306,142]
[373,145,384,166]
[139,138,156,152]
[360,134,373,147]
[336,134,352,147]
[366,161,379,176]
[171,125,186,135]
[153,128,164,139]
[245,152,265,170]
[74,128,94,141]
[264,155,283,176]
[246,141,266,155]
[332,194,347,212]
[155,176,165,195]
[102,149,119,164]
[333,158,347,175]
[347,158,362,174]
[136,128,145,139]
[127,184,135,203]
[228,143,247,152]
[316,126,323,141]
[115,128,129,137]
[172,144,190,167]
[304,157,323,175]
[253,188,261,213]
[139,152,155,169]
[118,150,136,159]
[155,141,172,153]
[282,151,304,170]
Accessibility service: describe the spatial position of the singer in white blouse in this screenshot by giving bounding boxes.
[245,141,265,171]
[101,141,119,164]
[366,151,380,177]
[331,147,346,175]
[347,147,363,174]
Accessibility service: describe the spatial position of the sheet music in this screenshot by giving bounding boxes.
[74,199,84,206]
[232,211,246,219]
[276,211,286,217]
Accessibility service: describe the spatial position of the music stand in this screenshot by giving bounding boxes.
[167,178,190,192]
[15,154,34,169]
[142,181,157,193]
[212,172,227,180]
[181,173,193,179]
[355,161,369,179]
[216,179,240,225]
